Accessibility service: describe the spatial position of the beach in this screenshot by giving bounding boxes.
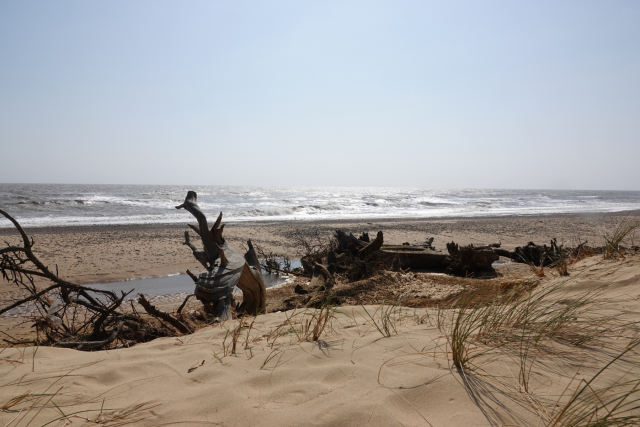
[2,0,639,423]
[1,212,640,426]
[0,211,631,286]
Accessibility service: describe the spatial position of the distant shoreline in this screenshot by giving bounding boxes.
[1,209,638,236]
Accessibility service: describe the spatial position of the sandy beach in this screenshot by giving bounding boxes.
[1,212,640,426]
[3,0,639,424]
[0,211,631,286]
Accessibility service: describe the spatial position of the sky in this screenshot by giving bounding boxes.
[0,1,639,190]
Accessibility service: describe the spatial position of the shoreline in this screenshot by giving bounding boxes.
[1,209,638,235]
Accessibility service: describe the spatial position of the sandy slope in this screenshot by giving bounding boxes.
[0,307,528,427]
[1,254,639,427]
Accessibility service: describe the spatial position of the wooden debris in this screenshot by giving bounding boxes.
[137,294,192,334]
[176,191,267,317]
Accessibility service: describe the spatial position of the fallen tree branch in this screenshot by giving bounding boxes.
[56,321,124,350]
[177,294,194,315]
[0,283,62,316]
[137,294,192,334]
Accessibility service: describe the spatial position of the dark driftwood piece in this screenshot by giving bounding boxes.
[358,231,383,258]
[138,294,192,334]
[316,230,501,279]
[309,262,334,289]
[492,239,568,267]
[176,191,267,318]
[446,242,499,275]
[378,245,450,270]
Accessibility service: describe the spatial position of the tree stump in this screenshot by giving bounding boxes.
[177,191,267,318]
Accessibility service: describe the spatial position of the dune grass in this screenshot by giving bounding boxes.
[0,373,161,427]
[360,300,403,338]
[604,216,640,259]
[433,251,640,426]
[438,278,628,373]
[544,341,640,427]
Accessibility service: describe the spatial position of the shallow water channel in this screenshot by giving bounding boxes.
[90,259,302,297]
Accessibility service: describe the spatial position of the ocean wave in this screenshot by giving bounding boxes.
[240,207,296,217]
[2,185,640,228]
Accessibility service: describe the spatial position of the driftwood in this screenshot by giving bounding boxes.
[309,262,334,289]
[138,294,192,334]
[176,191,267,318]
[0,209,187,350]
[494,239,571,267]
[295,229,508,298]
[378,245,450,270]
[446,242,499,275]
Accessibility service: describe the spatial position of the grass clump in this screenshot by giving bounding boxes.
[265,301,337,348]
[546,341,640,427]
[439,281,624,372]
[361,300,403,338]
[0,371,162,427]
[604,216,640,259]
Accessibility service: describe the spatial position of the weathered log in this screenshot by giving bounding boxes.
[490,240,562,266]
[236,241,267,314]
[508,239,564,266]
[335,230,366,253]
[378,245,450,270]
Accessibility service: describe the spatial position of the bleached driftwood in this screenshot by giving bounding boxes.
[176,191,266,319]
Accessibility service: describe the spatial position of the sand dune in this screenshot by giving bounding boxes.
[2,252,639,426]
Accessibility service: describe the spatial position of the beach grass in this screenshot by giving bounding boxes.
[604,216,640,259]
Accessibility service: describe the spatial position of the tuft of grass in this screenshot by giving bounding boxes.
[546,341,640,427]
[217,316,258,358]
[528,262,546,277]
[301,303,334,341]
[443,295,495,370]
[604,216,640,259]
[0,381,160,427]
[438,281,626,372]
[360,300,403,338]
[412,308,433,326]
[554,255,570,277]
[265,301,337,347]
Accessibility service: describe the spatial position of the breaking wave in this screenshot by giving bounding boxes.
[1,184,640,228]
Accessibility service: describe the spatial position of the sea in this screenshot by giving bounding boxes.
[1,184,640,228]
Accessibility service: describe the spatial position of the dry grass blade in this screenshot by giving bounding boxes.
[264,300,336,345]
[1,378,162,427]
[1,392,34,411]
[309,304,333,341]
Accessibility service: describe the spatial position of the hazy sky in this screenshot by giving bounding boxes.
[1,1,639,190]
